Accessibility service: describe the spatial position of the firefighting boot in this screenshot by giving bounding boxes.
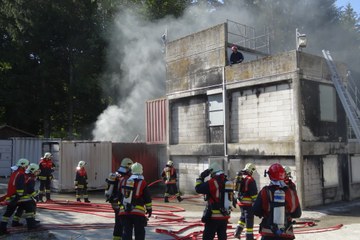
[77,198,81,202]
[164,196,169,203]
[0,222,10,235]
[45,193,52,202]
[234,225,243,239]
[177,196,183,202]
[26,218,41,230]
[38,193,44,202]
[11,221,24,227]
[84,198,91,203]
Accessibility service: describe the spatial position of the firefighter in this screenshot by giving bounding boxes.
[74,161,90,203]
[253,163,302,240]
[161,160,183,202]
[234,163,258,240]
[0,158,29,235]
[12,163,41,227]
[38,152,55,202]
[195,162,233,240]
[283,166,296,191]
[105,157,133,240]
[119,162,152,240]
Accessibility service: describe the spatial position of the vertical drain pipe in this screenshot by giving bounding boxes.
[222,66,229,174]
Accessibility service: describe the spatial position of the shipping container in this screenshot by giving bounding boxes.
[42,141,112,192]
[146,98,167,144]
[0,140,12,176]
[0,138,60,177]
[112,143,165,184]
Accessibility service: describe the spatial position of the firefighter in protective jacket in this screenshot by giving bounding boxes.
[283,166,297,191]
[12,163,41,227]
[0,159,30,235]
[195,162,233,240]
[105,157,133,240]
[38,152,55,202]
[253,163,302,240]
[234,163,258,240]
[74,161,90,203]
[119,162,152,240]
[161,160,183,202]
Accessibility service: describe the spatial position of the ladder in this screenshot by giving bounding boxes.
[322,50,360,142]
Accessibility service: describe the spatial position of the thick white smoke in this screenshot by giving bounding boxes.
[92,4,253,142]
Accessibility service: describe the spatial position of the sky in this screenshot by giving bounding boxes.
[336,0,360,14]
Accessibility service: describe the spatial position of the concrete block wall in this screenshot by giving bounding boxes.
[173,156,210,194]
[230,82,294,142]
[303,157,323,207]
[170,97,207,144]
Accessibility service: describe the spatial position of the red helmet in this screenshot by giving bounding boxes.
[267,163,286,181]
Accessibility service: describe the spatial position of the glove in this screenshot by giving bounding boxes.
[146,208,152,218]
[200,169,212,179]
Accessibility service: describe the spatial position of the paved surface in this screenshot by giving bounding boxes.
[0,180,359,239]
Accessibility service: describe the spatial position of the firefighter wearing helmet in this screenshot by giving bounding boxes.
[74,161,90,203]
[253,163,302,240]
[0,158,32,235]
[12,163,41,228]
[38,152,55,202]
[283,166,297,191]
[234,163,258,240]
[105,157,133,240]
[161,160,183,202]
[195,162,233,240]
[119,162,152,240]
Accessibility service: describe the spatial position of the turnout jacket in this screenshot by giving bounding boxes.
[38,158,55,180]
[75,167,88,189]
[195,173,231,221]
[253,184,301,239]
[119,175,152,217]
[236,174,258,207]
[161,166,177,184]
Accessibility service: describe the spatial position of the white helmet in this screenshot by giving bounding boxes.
[26,163,40,174]
[243,163,256,175]
[167,160,173,167]
[131,162,143,175]
[108,172,117,181]
[17,158,30,168]
[44,152,52,159]
[78,161,86,168]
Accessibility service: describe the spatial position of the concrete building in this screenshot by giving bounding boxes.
[164,22,360,208]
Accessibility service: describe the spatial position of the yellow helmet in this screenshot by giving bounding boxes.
[131,162,143,175]
[284,166,292,178]
[243,163,256,175]
[17,158,30,168]
[26,163,40,174]
[209,162,223,174]
[117,158,133,174]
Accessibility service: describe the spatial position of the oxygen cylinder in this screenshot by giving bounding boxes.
[273,189,285,228]
[123,178,134,211]
[224,180,233,210]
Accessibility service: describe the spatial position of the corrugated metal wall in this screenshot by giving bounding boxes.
[146,98,167,144]
[112,143,165,183]
[0,140,12,176]
[57,141,112,192]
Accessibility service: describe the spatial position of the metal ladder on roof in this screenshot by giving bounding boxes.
[322,50,360,142]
